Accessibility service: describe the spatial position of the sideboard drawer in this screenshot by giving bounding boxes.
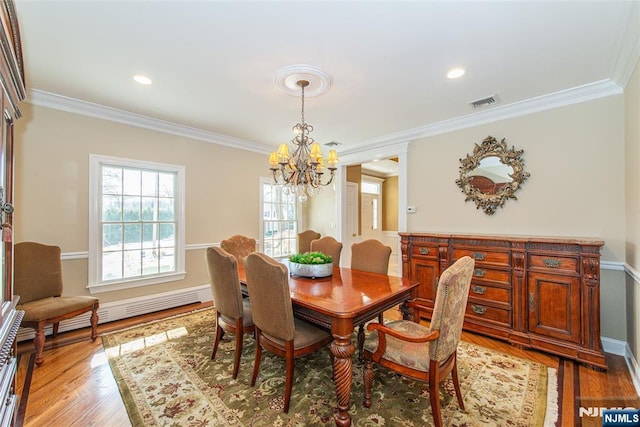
[468,284,511,304]
[452,247,510,267]
[471,267,510,286]
[412,244,438,258]
[528,254,579,274]
[465,302,511,327]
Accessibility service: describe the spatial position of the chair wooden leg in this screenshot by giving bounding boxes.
[232,318,243,379]
[251,330,262,387]
[363,359,373,408]
[211,323,224,360]
[52,322,59,338]
[451,353,465,410]
[429,371,443,427]
[377,313,384,324]
[357,324,365,361]
[90,304,99,341]
[283,341,295,413]
[34,325,45,366]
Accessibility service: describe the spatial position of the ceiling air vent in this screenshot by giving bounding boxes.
[325,141,341,147]
[469,94,499,109]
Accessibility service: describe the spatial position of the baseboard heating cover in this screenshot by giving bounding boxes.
[17,284,213,342]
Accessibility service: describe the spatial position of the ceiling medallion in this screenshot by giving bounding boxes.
[274,64,332,98]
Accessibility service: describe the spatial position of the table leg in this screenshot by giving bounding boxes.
[331,320,355,427]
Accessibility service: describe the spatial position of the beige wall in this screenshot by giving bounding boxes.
[14,103,268,304]
[382,175,398,231]
[625,59,640,357]
[407,95,627,340]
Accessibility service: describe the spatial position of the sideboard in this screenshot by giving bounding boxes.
[399,232,606,370]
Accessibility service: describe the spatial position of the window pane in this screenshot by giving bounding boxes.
[123,196,141,221]
[158,173,174,197]
[159,223,175,247]
[158,198,174,221]
[123,169,141,196]
[123,250,142,277]
[159,248,175,272]
[102,167,122,195]
[141,171,158,196]
[124,224,141,248]
[103,224,123,249]
[142,224,157,248]
[102,195,122,222]
[141,197,157,221]
[102,251,122,281]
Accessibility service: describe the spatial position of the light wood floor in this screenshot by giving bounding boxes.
[14,302,640,427]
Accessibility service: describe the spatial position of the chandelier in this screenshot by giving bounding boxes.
[269,79,338,202]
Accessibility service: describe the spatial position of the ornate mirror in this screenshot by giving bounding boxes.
[456,136,530,215]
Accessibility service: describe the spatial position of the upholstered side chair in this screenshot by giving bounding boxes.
[297,230,320,254]
[220,234,256,263]
[310,236,343,267]
[351,239,393,359]
[244,252,332,413]
[205,246,254,379]
[14,242,99,366]
[362,256,475,427]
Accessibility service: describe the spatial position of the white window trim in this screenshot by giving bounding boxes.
[88,154,186,294]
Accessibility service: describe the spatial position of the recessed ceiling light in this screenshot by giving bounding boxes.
[447,68,466,79]
[133,74,152,85]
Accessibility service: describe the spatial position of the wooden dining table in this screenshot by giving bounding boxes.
[238,261,419,427]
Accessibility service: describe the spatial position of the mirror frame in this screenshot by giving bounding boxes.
[456,136,530,215]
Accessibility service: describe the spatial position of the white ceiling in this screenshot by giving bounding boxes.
[14,1,639,157]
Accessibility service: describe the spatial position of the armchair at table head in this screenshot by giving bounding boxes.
[14,242,99,366]
[297,230,320,254]
[243,252,332,413]
[362,256,475,427]
[350,239,392,275]
[220,234,256,263]
[205,246,254,379]
[310,236,343,267]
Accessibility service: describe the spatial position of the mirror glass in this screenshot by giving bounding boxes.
[456,136,530,215]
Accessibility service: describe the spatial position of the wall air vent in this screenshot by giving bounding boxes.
[469,94,499,109]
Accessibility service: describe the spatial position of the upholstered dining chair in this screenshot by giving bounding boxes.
[244,252,332,413]
[362,256,475,427]
[297,229,320,254]
[351,239,393,359]
[14,242,99,366]
[220,234,256,263]
[205,246,254,379]
[310,236,343,267]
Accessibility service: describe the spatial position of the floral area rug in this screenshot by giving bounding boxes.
[102,308,558,426]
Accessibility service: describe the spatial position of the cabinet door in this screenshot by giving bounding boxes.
[411,258,439,306]
[528,272,580,343]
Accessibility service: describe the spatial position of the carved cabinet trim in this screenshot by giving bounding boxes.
[400,232,606,370]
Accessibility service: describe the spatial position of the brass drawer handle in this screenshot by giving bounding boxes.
[473,269,487,278]
[543,258,562,268]
[472,252,486,261]
[471,285,487,295]
[471,304,487,315]
[419,247,430,255]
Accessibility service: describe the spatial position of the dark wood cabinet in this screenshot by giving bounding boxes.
[0,1,25,425]
[400,232,606,370]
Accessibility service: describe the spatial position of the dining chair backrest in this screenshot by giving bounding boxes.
[205,247,244,320]
[244,252,296,341]
[310,236,343,266]
[351,239,392,275]
[297,230,320,254]
[220,234,256,263]
[428,256,475,362]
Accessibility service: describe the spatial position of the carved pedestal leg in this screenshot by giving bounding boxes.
[90,305,99,341]
[331,325,355,427]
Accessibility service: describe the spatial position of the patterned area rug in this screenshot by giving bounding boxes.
[103,308,558,426]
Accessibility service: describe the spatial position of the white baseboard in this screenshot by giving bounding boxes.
[601,336,640,398]
[17,284,213,342]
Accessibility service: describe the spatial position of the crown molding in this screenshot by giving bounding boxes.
[26,89,270,154]
[611,0,640,88]
[346,79,623,151]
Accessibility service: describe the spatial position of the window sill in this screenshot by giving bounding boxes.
[87,272,187,294]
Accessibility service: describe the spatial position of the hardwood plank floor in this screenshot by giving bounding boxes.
[14,302,640,426]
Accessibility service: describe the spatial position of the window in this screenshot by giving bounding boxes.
[260,178,297,258]
[88,155,185,293]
